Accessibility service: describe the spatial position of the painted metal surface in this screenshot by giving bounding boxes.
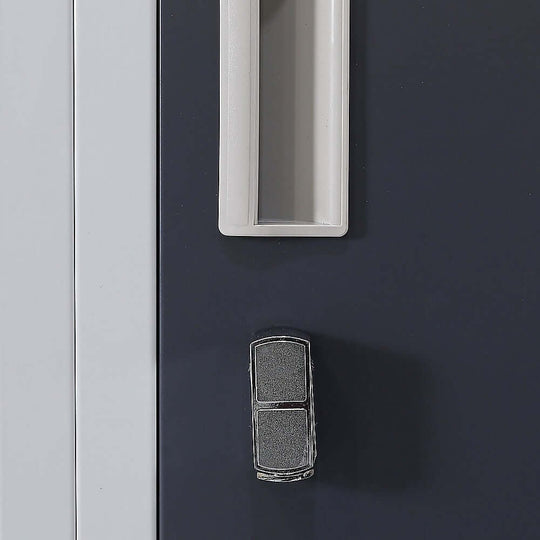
[0,1,75,538]
[74,0,156,538]
[160,1,540,538]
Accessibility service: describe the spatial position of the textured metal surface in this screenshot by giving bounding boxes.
[254,341,307,402]
[257,409,309,470]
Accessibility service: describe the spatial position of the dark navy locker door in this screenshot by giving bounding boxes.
[159,2,540,539]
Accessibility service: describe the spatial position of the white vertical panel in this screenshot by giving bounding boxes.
[0,0,75,538]
[74,0,156,538]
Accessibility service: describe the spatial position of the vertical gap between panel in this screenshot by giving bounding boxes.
[72,1,78,538]
[157,0,162,538]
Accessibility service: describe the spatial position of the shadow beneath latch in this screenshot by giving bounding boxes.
[313,334,432,491]
[248,333,432,540]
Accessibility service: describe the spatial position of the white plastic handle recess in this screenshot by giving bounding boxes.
[219,0,349,237]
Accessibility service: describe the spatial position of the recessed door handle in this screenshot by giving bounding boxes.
[219,1,350,237]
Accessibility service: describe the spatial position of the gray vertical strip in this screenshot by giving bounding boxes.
[74,1,156,539]
[0,0,75,538]
[72,0,78,537]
